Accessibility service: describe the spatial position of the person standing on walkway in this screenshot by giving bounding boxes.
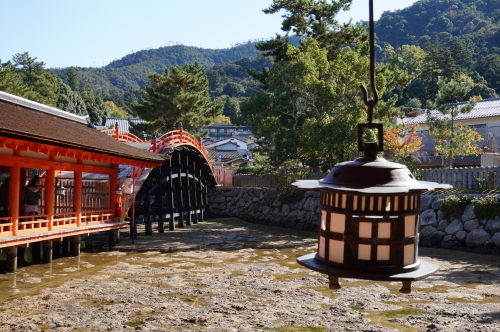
[24,176,42,216]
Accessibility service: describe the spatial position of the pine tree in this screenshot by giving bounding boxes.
[81,88,108,125]
[56,83,87,116]
[12,52,60,106]
[133,62,222,134]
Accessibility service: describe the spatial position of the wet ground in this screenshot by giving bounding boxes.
[0,218,499,331]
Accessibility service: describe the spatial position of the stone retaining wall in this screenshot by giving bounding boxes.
[208,188,500,255]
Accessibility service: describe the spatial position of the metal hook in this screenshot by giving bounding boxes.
[360,0,379,124]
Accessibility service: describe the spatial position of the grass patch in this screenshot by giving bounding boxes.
[383,308,431,318]
[348,304,362,311]
[123,321,143,327]
[258,327,327,332]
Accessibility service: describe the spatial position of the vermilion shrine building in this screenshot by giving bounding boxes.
[0,91,164,271]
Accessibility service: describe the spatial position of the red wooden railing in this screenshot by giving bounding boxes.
[0,217,13,236]
[18,215,50,234]
[81,209,113,225]
[102,128,145,143]
[151,129,210,163]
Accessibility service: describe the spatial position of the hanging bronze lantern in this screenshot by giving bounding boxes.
[293,0,451,293]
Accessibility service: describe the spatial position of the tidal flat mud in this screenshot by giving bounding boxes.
[0,218,498,331]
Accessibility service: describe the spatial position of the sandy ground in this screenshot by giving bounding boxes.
[0,218,499,331]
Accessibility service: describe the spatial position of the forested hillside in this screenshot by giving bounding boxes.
[376,0,500,54]
[53,42,262,97]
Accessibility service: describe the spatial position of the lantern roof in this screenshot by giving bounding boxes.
[293,156,452,194]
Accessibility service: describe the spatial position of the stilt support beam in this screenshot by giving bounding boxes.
[6,246,17,272]
[42,240,53,264]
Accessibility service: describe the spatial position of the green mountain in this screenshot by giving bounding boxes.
[375,0,500,54]
[53,41,263,97]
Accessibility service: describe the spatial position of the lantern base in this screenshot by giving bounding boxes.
[297,253,439,294]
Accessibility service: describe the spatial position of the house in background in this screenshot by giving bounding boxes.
[99,118,146,134]
[204,137,252,167]
[405,98,500,168]
[206,123,252,140]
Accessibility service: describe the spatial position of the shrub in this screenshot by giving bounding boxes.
[471,196,500,221]
[278,186,305,204]
[438,195,471,220]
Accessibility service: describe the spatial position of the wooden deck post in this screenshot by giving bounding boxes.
[145,174,152,235]
[191,159,199,224]
[6,246,17,272]
[185,154,192,226]
[167,159,175,231]
[156,166,165,233]
[32,242,42,264]
[176,151,185,228]
[108,229,118,246]
[70,235,81,256]
[42,240,53,264]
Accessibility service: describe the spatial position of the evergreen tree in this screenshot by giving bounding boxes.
[81,88,108,125]
[426,77,482,167]
[12,52,61,106]
[222,96,241,120]
[66,67,80,91]
[259,0,368,61]
[133,62,223,134]
[0,60,36,99]
[56,83,87,116]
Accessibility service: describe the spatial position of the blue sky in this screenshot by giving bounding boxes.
[0,0,417,69]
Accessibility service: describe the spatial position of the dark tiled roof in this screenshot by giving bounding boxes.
[207,149,244,162]
[104,118,146,133]
[0,94,163,163]
[208,123,246,127]
[406,98,500,125]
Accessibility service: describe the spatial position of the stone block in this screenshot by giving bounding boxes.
[466,228,492,247]
[485,219,500,234]
[492,232,500,249]
[420,195,434,211]
[437,219,450,231]
[431,231,445,245]
[420,209,437,227]
[443,235,454,242]
[464,219,480,232]
[455,230,468,241]
[282,203,290,214]
[420,225,437,238]
[462,204,476,221]
[420,237,432,247]
[431,194,446,210]
[445,219,463,235]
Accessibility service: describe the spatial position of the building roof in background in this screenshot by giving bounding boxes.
[207,149,244,162]
[406,98,500,125]
[103,118,146,133]
[207,123,250,128]
[205,137,247,148]
[0,92,163,164]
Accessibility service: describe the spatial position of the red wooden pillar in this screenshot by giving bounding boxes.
[109,164,118,220]
[74,170,82,227]
[9,164,20,236]
[46,156,56,231]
